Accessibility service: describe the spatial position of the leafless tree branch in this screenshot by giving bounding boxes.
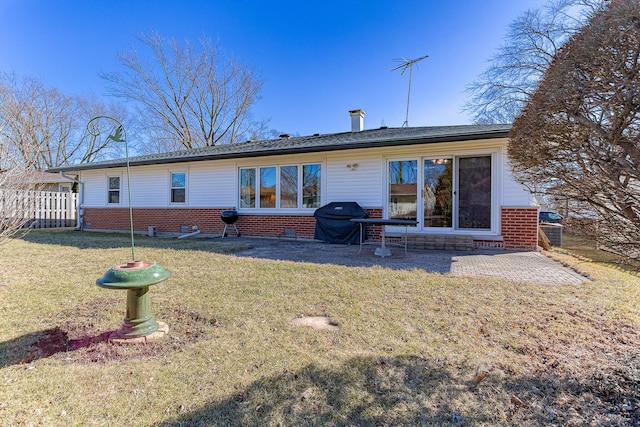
[511,0,640,260]
[101,32,264,151]
[463,0,605,124]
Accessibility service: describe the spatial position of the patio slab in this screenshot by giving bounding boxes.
[232,237,588,285]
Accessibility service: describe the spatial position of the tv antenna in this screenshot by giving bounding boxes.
[391,54,428,127]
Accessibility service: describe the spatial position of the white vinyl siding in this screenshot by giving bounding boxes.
[188,162,236,207]
[129,167,166,206]
[77,137,533,225]
[502,158,534,206]
[325,152,383,206]
[82,171,107,207]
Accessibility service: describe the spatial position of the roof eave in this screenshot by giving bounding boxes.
[48,129,511,173]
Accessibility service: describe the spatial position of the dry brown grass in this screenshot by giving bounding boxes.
[0,230,638,426]
[562,232,640,271]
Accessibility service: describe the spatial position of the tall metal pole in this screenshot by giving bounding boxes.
[87,116,135,261]
[391,54,428,128]
[404,64,413,127]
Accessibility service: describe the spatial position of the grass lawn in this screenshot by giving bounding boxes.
[0,230,638,426]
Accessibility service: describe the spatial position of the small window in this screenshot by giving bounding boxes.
[171,172,186,203]
[240,168,256,208]
[302,164,321,209]
[108,176,120,204]
[280,165,298,208]
[260,167,276,208]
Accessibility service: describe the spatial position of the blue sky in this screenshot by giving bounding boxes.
[0,0,549,136]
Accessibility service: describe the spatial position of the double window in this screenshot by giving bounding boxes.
[239,164,321,209]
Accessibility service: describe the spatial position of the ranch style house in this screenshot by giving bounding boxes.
[49,110,539,250]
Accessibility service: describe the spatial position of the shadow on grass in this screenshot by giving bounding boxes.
[18,229,251,254]
[153,354,640,426]
[0,327,112,368]
[156,355,477,426]
[2,328,637,425]
[0,302,224,368]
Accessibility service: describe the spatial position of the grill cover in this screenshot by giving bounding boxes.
[314,202,368,244]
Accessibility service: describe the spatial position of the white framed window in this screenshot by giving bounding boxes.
[240,168,256,208]
[107,176,120,204]
[260,166,276,208]
[280,165,298,208]
[239,163,321,210]
[170,171,187,204]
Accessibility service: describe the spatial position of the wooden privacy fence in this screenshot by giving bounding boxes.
[0,190,78,229]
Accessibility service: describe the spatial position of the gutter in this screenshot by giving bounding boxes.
[59,171,84,230]
[48,128,512,173]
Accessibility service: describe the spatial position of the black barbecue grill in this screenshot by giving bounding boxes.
[221,210,240,238]
[314,202,368,244]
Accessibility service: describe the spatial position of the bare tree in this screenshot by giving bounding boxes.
[0,73,71,169]
[0,72,126,169]
[75,95,130,163]
[464,0,605,124]
[510,0,640,259]
[101,32,264,151]
[0,124,39,243]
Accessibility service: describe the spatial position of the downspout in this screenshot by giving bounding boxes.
[178,225,201,239]
[59,171,84,230]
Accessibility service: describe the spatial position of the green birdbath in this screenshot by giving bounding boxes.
[97,260,170,343]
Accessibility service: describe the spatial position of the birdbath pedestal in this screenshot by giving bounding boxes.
[96,260,170,343]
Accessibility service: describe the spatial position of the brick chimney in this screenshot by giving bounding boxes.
[349,109,365,132]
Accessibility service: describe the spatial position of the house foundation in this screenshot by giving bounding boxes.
[82,206,538,251]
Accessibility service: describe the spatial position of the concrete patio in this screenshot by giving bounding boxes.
[231,237,588,285]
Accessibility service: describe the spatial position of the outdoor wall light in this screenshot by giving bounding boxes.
[346,163,359,171]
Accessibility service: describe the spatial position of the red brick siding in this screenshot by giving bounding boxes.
[236,214,316,238]
[84,207,316,237]
[365,208,383,241]
[83,206,539,250]
[500,207,538,250]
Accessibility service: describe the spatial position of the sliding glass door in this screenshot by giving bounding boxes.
[388,160,418,221]
[387,155,492,231]
[423,159,453,228]
[457,156,491,229]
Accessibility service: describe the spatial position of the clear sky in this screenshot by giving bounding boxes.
[0,0,549,137]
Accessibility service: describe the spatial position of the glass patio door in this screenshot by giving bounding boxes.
[387,158,452,229]
[423,159,453,228]
[388,155,492,231]
[457,156,492,229]
[388,160,418,221]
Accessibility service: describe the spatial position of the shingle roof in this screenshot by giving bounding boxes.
[48,124,511,172]
[5,170,75,184]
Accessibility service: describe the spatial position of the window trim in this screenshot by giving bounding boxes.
[259,166,277,209]
[169,170,187,205]
[107,175,121,205]
[238,162,322,212]
[279,164,299,209]
[384,151,499,235]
